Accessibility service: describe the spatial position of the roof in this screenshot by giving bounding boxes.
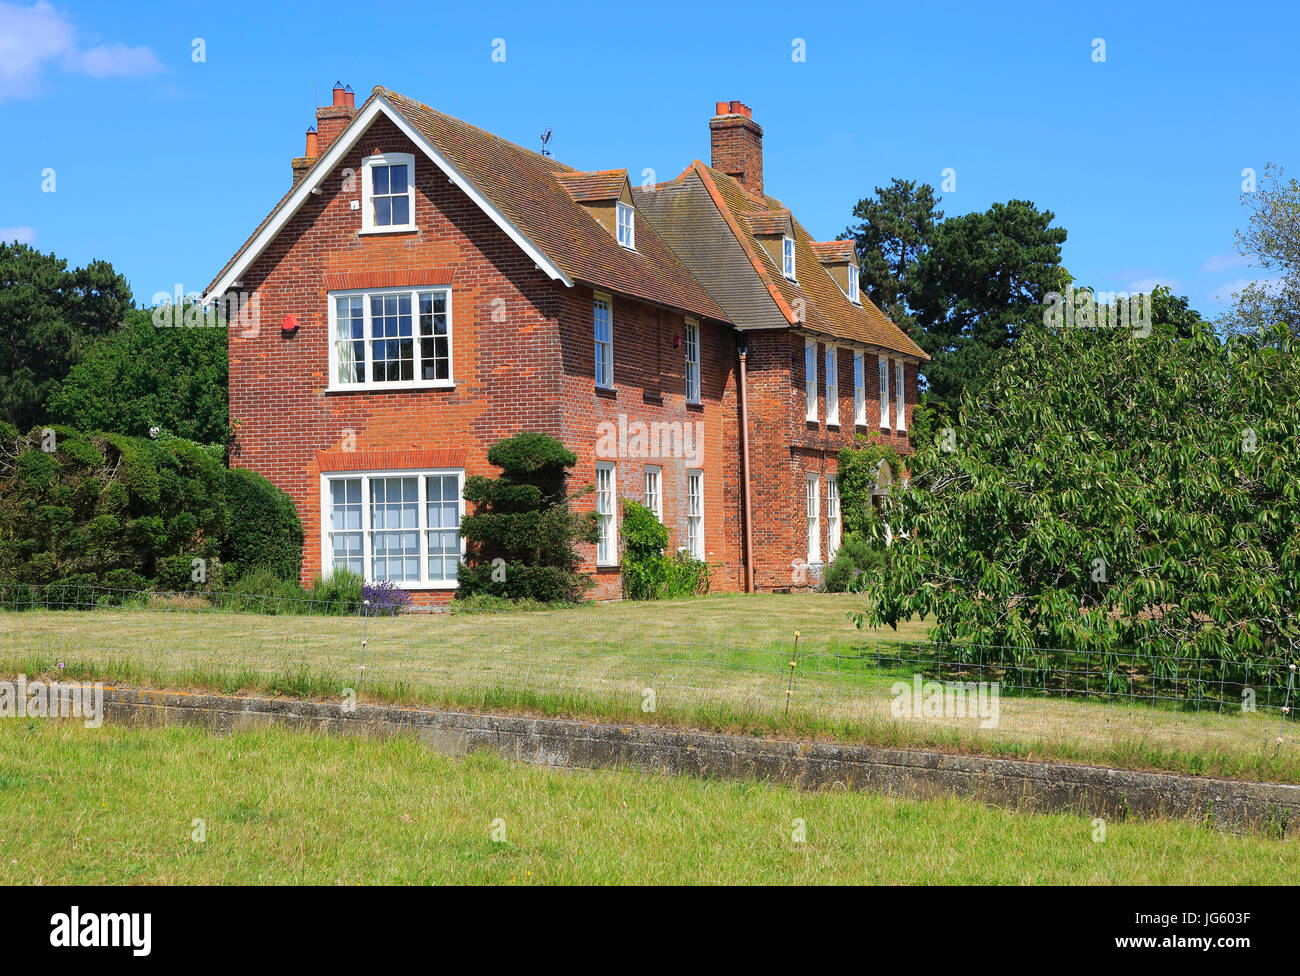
[205,87,922,360]
[747,210,793,236]
[205,88,724,322]
[638,161,928,359]
[633,171,791,332]
[557,170,629,202]
[810,241,857,265]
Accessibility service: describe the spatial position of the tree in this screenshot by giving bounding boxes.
[909,200,1068,415]
[0,243,132,430]
[1224,162,1300,337]
[457,432,599,602]
[855,311,1300,669]
[842,178,943,333]
[48,307,228,446]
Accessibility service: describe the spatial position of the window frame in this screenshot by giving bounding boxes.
[644,465,662,523]
[684,317,701,404]
[319,468,464,590]
[686,468,704,561]
[827,477,841,562]
[805,472,821,565]
[327,285,454,393]
[853,349,866,426]
[782,235,796,280]
[360,152,416,234]
[594,292,614,389]
[616,201,636,250]
[879,356,890,429]
[825,345,839,427]
[848,266,860,304]
[804,338,817,422]
[895,359,907,432]
[595,461,618,566]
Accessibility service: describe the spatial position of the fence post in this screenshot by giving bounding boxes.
[784,631,801,719]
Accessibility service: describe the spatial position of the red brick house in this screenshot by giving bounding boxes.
[204,86,927,602]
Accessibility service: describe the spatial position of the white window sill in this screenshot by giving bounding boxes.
[327,381,455,394]
[358,225,417,235]
[595,383,616,393]
[596,562,620,569]
[384,580,459,591]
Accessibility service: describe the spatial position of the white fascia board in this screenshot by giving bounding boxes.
[203,96,570,304]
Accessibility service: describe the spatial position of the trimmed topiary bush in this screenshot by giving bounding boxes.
[458,432,599,603]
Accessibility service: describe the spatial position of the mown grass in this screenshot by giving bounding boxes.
[2,720,1295,885]
[3,592,1296,782]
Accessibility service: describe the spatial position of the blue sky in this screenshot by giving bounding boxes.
[1,0,1294,317]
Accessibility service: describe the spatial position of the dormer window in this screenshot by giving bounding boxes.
[361,153,416,233]
[616,201,636,249]
[782,236,796,280]
[848,268,860,303]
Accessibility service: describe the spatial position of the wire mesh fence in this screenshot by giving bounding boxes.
[0,584,1295,766]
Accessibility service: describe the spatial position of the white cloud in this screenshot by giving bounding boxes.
[1211,275,1283,305]
[0,226,37,244]
[71,42,164,78]
[1126,276,1181,295]
[1201,252,1253,273]
[0,1,163,100]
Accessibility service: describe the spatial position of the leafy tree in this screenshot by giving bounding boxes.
[909,200,1068,415]
[842,178,943,333]
[0,243,132,430]
[458,432,599,603]
[1224,162,1300,337]
[48,307,228,446]
[854,311,1300,670]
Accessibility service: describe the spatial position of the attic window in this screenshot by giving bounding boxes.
[782,236,796,280]
[361,153,415,233]
[848,268,860,304]
[616,202,635,249]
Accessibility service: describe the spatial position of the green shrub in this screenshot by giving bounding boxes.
[621,500,709,599]
[459,432,598,604]
[821,533,886,593]
[0,426,226,595]
[307,568,364,615]
[622,500,670,599]
[221,467,304,582]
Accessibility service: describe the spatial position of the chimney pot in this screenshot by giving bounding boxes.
[332,81,346,107]
[715,100,729,115]
[305,126,319,157]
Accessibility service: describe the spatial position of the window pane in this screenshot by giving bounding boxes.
[391,195,410,226]
[371,477,419,581]
[389,164,408,194]
[374,165,390,195]
[374,196,392,226]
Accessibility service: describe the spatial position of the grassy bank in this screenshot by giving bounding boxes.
[2,592,1296,783]
[2,720,1294,884]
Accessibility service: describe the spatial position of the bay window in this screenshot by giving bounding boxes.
[322,469,463,587]
[329,286,452,391]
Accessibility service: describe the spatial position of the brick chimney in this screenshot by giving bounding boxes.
[316,82,356,152]
[292,82,356,186]
[710,100,763,198]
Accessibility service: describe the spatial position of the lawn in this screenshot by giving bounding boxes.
[2,720,1293,885]
[2,592,1295,782]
